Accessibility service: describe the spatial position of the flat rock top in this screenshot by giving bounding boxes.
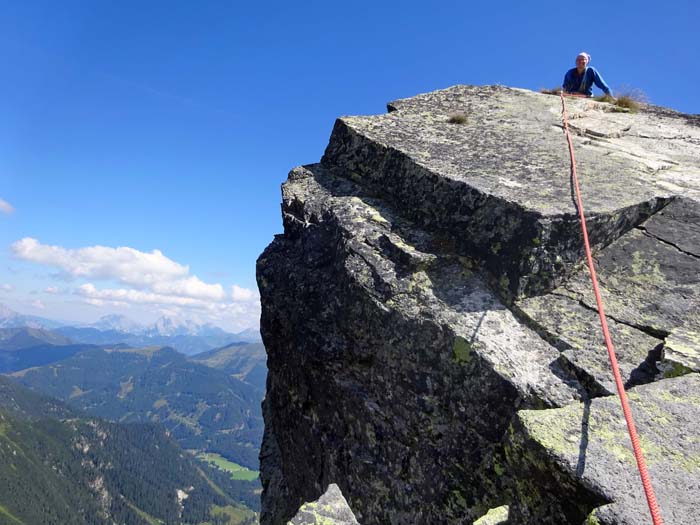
[341,85,700,216]
[517,373,700,525]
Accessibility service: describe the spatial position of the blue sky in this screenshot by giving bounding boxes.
[1,1,697,331]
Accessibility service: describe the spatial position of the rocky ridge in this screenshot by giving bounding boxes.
[257,85,700,524]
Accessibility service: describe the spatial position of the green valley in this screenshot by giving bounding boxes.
[197,453,260,481]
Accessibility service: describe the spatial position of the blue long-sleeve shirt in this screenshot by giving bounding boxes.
[563,66,612,97]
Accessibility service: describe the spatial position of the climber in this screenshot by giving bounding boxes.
[562,52,613,98]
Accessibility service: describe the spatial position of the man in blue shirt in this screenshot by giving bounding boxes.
[563,52,612,97]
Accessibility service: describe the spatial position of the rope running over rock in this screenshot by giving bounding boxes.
[559,92,664,525]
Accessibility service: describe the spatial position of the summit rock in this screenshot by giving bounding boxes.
[258,85,700,524]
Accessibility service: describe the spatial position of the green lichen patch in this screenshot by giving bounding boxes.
[453,336,472,364]
[584,507,602,525]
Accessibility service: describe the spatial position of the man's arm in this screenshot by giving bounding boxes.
[591,68,612,96]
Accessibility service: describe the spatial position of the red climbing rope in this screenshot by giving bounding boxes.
[559,92,664,525]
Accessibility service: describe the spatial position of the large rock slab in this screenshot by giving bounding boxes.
[561,199,700,336]
[505,373,700,525]
[259,86,700,525]
[322,86,700,296]
[515,293,662,396]
[516,197,700,397]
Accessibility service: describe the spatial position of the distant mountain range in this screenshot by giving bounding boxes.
[92,313,242,338]
[0,376,258,524]
[91,313,144,333]
[0,303,65,330]
[0,304,261,355]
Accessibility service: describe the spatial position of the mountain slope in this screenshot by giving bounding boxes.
[0,376,257,524]
[0,327,73,350]
[191,342,267,392]
[12,346,264,469]
[0,342,105,373]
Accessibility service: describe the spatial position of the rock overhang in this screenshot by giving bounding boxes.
[321,85,700,297]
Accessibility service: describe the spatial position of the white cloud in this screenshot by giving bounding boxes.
[12,238,188,286]
[12,238,225,301]
[1,284,13,292]
[11,237,260,331]
[77,283,205,307]
[77,284,260,330]
[31,299,45,310]
[0,199,14,214]
[231,284,257,302]
[152,276,225,301]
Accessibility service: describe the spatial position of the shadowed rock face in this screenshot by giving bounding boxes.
[257,85,700,524]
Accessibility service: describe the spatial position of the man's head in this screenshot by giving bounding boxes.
[576,52,591,73]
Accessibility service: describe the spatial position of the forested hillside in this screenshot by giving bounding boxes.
[12,346,264,470]
[0,376,258,524]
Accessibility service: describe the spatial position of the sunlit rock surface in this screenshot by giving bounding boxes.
[258,85,700,524]
[288,484,359,525]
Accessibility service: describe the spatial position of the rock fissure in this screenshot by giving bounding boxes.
[638,226,700,260]
[566,124,626,139]
[563,286,670,340]
[637,133,700,145]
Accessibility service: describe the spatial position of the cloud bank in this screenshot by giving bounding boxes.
[11,238,259,328]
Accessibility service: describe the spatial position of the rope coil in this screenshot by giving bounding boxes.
[559,92,664,525]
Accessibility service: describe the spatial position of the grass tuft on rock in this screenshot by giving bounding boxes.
[614,95,642,112]
[540,87,562,95]
[595,88,647,113]
[594,93,616,104]
[447,112,468,124]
